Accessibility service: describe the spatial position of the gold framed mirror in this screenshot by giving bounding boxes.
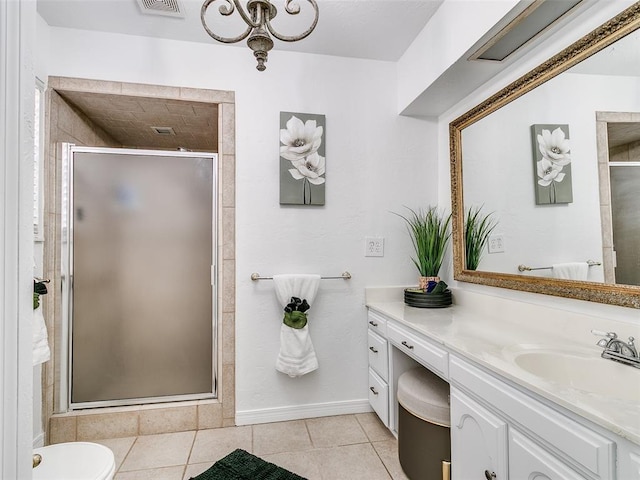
[450,3,640,309]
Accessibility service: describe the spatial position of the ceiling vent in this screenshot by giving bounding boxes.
[151,126,176,136]
[470,0,583,62]
[136,0,184,18]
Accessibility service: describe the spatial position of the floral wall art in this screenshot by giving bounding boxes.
[279,112,326,205]
[531,124,573,205]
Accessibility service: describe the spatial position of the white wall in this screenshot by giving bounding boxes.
[43,26,438,417]
[397,0,518,114]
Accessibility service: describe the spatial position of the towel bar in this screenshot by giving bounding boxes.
[251,271,352,281]
[517,260,601,272]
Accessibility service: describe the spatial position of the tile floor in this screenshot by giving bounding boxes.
[93,413,410,480]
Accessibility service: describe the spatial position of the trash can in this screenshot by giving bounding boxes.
[397,367,451,480]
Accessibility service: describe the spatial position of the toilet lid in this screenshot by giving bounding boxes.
[33,442,116,480]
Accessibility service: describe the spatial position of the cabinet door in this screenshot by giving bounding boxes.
[450,387,507,480]
[368,368,389,427]
[509,430,587,480]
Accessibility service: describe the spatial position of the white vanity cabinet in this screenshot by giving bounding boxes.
[367,311,390,427]
[450,387,507,480]
[365,306,639,479]
[368,310,450,433]
[449,354,618,480]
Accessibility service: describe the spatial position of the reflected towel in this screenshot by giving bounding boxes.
[273,274,321,377]
[552,262,589,280]
[33,305,50,366]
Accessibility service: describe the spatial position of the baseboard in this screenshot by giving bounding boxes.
[236,399,373,426]
[33,432,45,448]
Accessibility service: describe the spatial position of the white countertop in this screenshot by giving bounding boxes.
[366,288,640,445]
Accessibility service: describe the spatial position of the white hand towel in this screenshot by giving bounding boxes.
[552,262,589,280]
[273,274,321,377]
[33,305,51,366]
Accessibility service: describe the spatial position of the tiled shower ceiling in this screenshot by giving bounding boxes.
[57,90,218,152]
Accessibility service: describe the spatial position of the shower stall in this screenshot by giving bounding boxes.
[61,145,217,409]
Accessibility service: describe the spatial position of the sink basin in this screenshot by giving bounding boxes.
[510,347,640,402]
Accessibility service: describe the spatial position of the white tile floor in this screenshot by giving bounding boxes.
[94,413,410,480]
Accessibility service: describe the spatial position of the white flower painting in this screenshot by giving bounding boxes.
[280,112,326,205]
[531,124,573,204]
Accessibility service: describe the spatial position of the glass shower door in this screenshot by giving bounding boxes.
[68,147,216,407]
[610,164,640,286]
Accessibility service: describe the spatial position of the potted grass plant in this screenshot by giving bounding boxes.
[395,206,451,290]
[464,205,498,270]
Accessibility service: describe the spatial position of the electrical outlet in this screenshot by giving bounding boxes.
[488,234,505,254]
[365,236,384,257]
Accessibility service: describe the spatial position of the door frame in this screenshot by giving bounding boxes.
[1,0,36,475]
[595,111,640,284]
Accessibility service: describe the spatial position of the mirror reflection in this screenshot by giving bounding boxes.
[461,27,640,286]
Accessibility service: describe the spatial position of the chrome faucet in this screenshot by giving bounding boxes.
[591,330,640,368]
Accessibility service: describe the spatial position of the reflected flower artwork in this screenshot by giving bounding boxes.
[531,124,573,204]
[280,112,326,205]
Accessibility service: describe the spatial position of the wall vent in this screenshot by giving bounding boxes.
[136,0,185,18]
[470,0,583,62]
[151,126,176,136]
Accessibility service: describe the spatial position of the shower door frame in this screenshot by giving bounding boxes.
[60,144,219,410]
[609,161,640,285]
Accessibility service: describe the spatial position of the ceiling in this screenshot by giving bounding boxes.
[37,0,443,62]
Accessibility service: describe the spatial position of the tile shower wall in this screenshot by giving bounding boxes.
[42,87,120,443]
[44,77,236,443]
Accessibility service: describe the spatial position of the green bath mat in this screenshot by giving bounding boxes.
[190,448,308,480]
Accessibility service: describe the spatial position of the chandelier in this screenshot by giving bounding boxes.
[201,0,319,71]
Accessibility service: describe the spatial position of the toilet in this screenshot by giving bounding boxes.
[32,442,116,480]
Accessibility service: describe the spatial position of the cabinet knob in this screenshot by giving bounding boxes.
[369,320,378,327]
[401,340,414,350]
[484,470,496,480]
[369,386,378,395]
[369,346,378,353]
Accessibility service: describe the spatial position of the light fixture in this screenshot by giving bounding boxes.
[201,0,319,71]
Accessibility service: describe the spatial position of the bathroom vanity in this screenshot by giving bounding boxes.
[366,288,640,480]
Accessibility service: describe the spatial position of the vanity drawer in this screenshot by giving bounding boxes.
[368,367,389,427]
[367,310,388,337]
[387,322,449,379]
[368,329,388,380]
[450,356,614,480]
